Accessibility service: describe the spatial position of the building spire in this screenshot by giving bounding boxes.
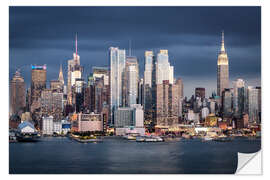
[58,63,64,85]
[75,32,78,59]
[221,30,225,52]
[129,39,131,56]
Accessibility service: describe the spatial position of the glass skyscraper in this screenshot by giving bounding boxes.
[109,47,126,125]
[156,50,174,85]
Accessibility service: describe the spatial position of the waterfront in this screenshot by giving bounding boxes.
[9,137,261,174]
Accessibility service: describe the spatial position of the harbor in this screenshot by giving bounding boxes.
[9,136,261,174]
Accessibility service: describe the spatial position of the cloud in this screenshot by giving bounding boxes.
[9,6,261,98]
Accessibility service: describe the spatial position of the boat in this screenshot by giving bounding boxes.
[136,135,164,142]
[123,135,137,140]
[202,136,214,141]
[136,136,145,142]
[74,138,102,143]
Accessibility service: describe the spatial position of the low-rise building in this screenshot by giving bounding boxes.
[18,121,36,134]
[42,116,54,135]
[78,112,103,132]
[205,114,218,127]
[53,121,62,134]
[62,119,71,134]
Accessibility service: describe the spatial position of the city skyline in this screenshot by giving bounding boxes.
[9,6,261,97]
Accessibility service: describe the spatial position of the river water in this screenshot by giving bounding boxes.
[9,136,261,174]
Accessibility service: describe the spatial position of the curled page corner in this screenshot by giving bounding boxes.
[236,150,262,175]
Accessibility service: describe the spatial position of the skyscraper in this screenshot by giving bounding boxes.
[67,34,82,105]
[143,51,154,128]
[247,86,260,123]
[233,79,245,114]
[30,65,47,112]
[222,88,233,117]
[123,56,139,107]
[155,80,179,126]
[10,70,26,116]
[92,66,109,86]
[156,50,174,85]
[195,87,205,99]
[144,51,153,88]
[175,78,184,99]
[217,31,229,97]
[109,47,126,125]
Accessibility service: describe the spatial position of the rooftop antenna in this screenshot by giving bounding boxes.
[129,39,131,56]
[221,30,225,52]
[75,32,78,57]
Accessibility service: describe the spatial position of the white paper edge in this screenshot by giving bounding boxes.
[236,150,262,175]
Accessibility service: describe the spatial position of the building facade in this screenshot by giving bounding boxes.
[109,47,126,125]
[10,70,26,116]
[156,50,174,85]
[155,80,179,126]
[30,65,47,112]
[195,87,205,99]
[78,113,103,132]
[42,116,54,135]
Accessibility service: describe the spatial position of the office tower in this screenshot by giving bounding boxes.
[74,78,85,112]
[247,86,260,123]
[232,79,245,114]
[150,54,158,130]
[156,80,179,126]
[109,47,126,125]
[143,51,154,127]
[114,104,144,128]
[156,50,174,84]
[67,34,82,105]
[92,66,109,86]
[84,85,95,113]
[256,87,261,119]
[237,87,246,115]
[10,70,26,115]
[175,78,184,121]
[217,31,229,96]
[30,65,47,112]
[138,78,144,105]
[41,89,63,121]
[222,88,233,117]
[195,87,205,99]
[26,87,31,112]
[114,107,134,128]
[175,78,184,99]
[123,56,139,107]
[94,77,109,113]
[144,51,153,88]
[101,104,110,133]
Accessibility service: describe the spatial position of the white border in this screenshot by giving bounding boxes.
[2,0,268,180]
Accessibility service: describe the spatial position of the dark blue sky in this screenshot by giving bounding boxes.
[9,6,261,97]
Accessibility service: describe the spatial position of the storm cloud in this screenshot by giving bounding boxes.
[9,6,261,97]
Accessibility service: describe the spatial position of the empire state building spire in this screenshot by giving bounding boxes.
[221,30,225,52]
[217,30,229,97]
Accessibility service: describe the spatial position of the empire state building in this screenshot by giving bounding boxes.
[217,31,229,96]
